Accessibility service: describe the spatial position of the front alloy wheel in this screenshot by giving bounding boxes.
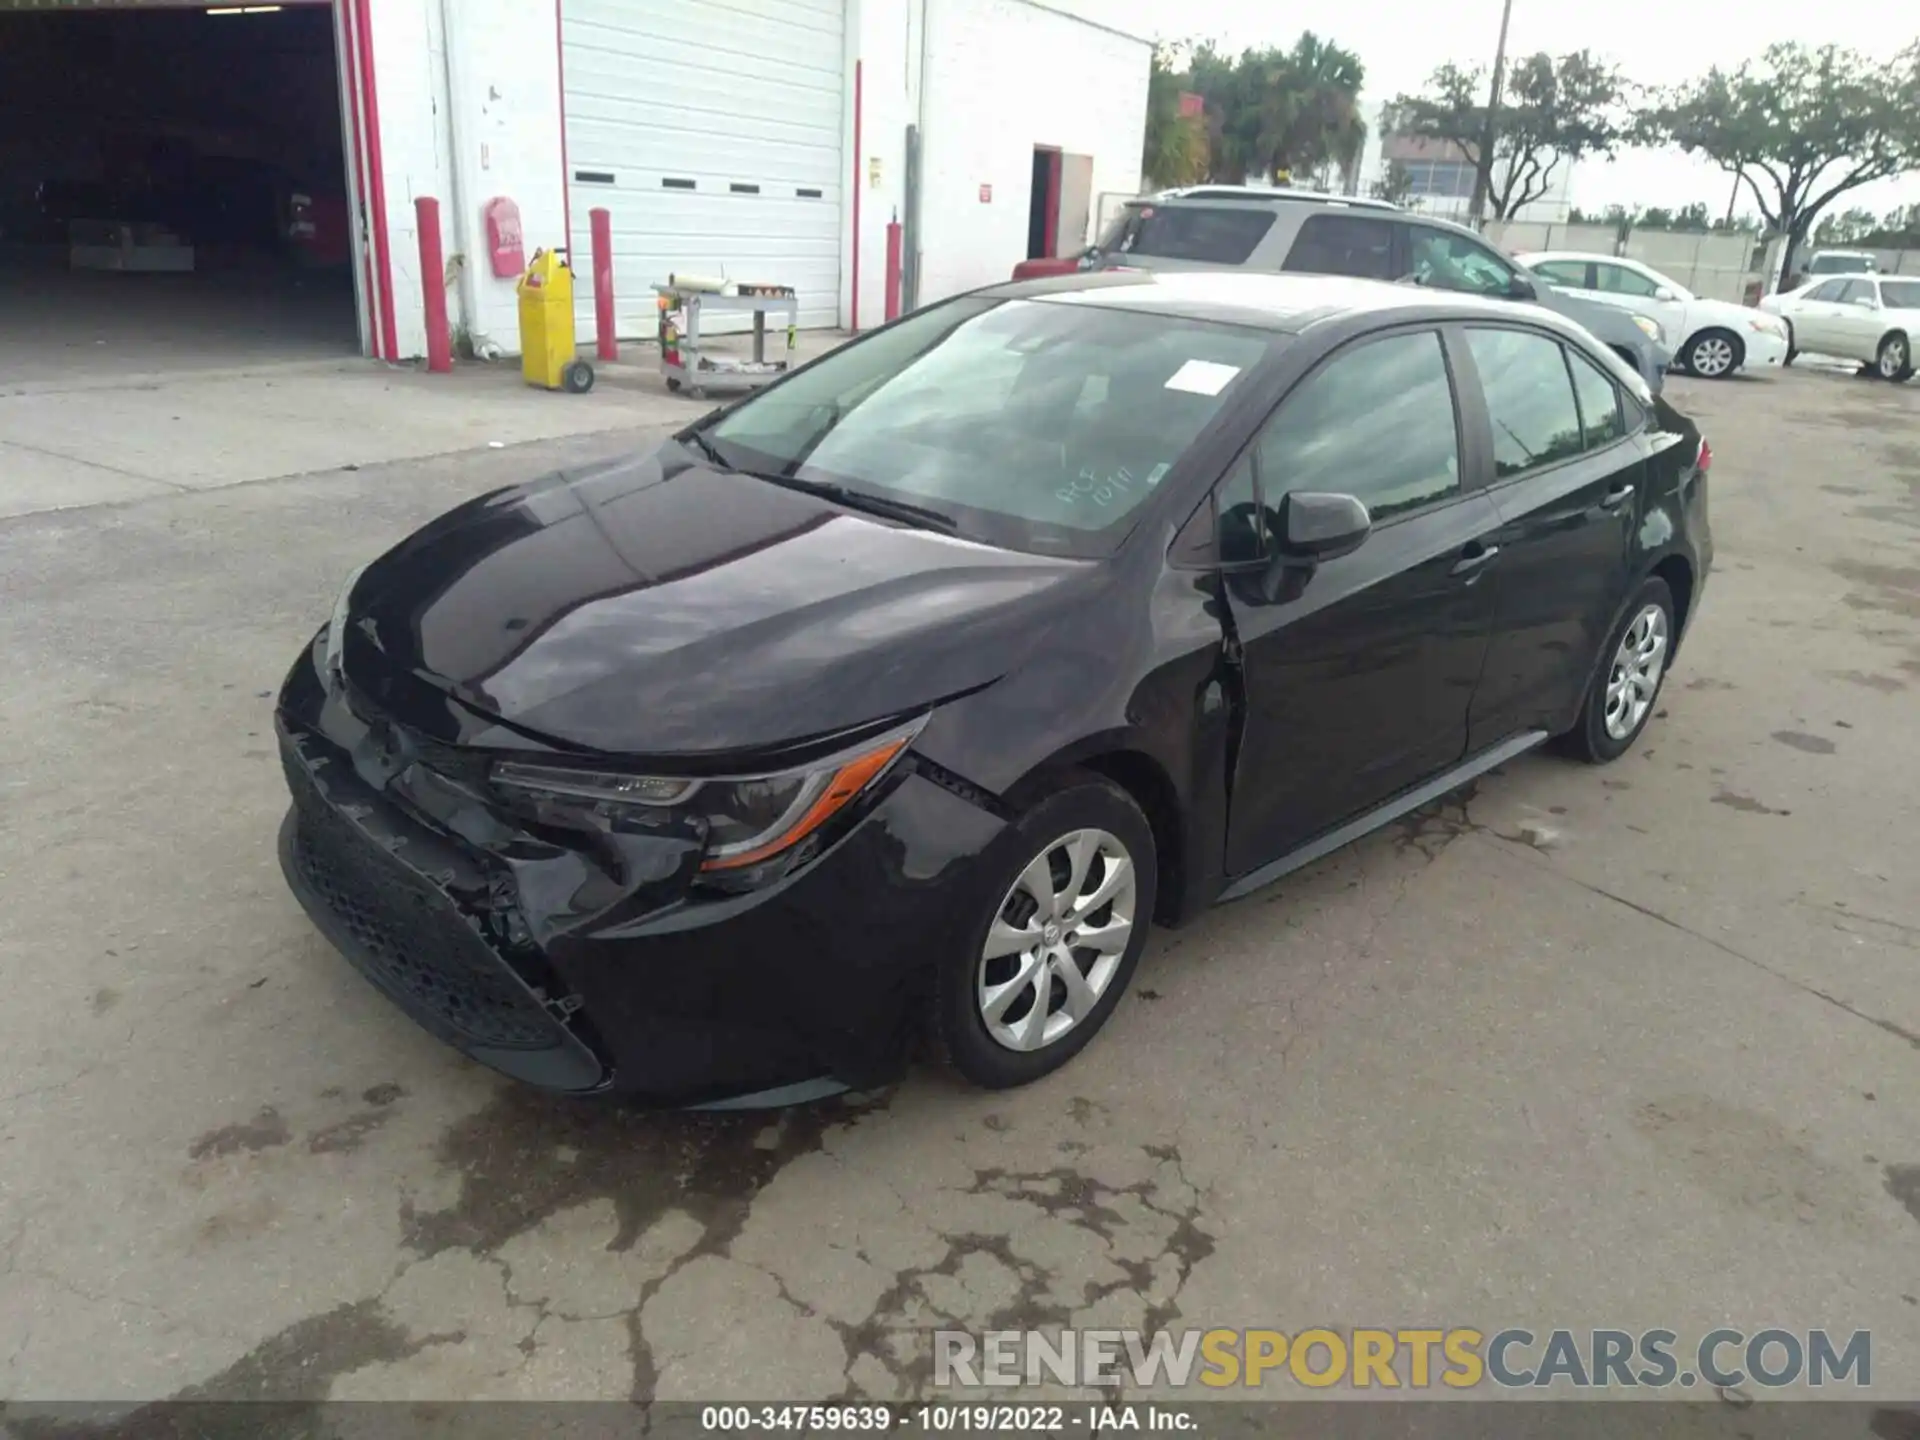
[932,776,1156,1089]
[1685,331,1740,379]
[978,829,1137,1052]
[1877,333,1912,382]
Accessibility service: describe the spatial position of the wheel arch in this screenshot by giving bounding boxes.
[1649,552,1695,650]
[1003,743,1189,928]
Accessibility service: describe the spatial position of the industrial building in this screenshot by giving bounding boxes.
[0,0,1150,371]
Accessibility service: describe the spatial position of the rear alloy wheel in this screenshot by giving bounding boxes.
[1684,329,1742,379]
[1876,332,1913,382]
[932,777,1156,1089]
[1559,577,1675,764]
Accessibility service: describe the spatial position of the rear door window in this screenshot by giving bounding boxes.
[1594,263,1662,298]
[1532,260,1592,289]
[1464,328,1585,477]
[1105,204,1276,263]
[1404,227,1519,296]
[1882,280,1920,309]
[1282,214,1397,281]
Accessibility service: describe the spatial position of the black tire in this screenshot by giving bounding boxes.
[563,360,595,394]
[1876,331,1913,383]
[1558,576,1676,765]
[1781,321,1798,367]
[1681,328,1743,379]
[665,376,683,393]
[929,775,1157,1090]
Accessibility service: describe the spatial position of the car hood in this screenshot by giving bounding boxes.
[1690,295,1775,330]
[1536,286,1648,345]
[338,443,1091,757]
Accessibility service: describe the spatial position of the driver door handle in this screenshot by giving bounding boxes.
[1601,483,1636,511]
[1450,541,1500,577]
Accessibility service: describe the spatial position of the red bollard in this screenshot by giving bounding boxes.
[590,207,617,361]
[884,220,903,322]
[414,196,451,373]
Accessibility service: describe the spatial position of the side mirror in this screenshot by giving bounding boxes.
[1653,286,1679,301]
[1279,491,1371,561]
[1243,493,1371,603]
[1506,274,1538,301]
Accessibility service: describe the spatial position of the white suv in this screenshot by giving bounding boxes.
[1088,190,1674,393]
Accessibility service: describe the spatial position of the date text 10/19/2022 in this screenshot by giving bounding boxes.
[700,1407,1196,1432]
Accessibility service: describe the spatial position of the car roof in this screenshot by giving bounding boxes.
[1131,186,1402,214]
[981,268,1569,335]
[1522,250,1649,266]
[1812,249,1875,258]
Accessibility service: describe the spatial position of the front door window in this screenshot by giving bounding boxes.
[1404,228,1517,296]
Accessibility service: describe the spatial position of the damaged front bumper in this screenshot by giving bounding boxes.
[274,636,1005,1105]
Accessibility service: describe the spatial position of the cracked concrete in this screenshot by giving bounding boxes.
[2,365,1919,1408]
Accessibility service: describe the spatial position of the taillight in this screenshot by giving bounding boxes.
[1696,437,1712,474]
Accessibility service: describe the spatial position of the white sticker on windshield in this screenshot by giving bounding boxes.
[1165,359,1241,396]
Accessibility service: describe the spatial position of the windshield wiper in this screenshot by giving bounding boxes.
[756,472,959,533]
[682,428,731,468]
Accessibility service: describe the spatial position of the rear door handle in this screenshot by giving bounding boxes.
[1601,483,1636,511]
[1450,541,1500,577]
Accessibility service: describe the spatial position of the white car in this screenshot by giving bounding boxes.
[1519,251,1791,380]
[1800,249,1879,280]
[1759,274,1920,382]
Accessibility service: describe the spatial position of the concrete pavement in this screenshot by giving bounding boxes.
[1,363,1917,1411]
[0,332,847,520]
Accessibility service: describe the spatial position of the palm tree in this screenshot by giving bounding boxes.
[1254,34,1368,188]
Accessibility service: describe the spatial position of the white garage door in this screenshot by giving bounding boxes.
[561,0,845,334]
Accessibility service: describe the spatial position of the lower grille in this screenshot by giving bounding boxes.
[289,796,564,1052]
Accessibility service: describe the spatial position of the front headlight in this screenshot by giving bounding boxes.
[1749,315,1785,337]
[491,717,924,875]
[1631,313,1665,346]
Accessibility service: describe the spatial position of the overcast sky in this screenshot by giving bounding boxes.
[1074,0,1920,220]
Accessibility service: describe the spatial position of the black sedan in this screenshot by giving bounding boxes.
[276,271,1712,1106]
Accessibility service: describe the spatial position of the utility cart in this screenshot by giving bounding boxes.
[654,282,798,398]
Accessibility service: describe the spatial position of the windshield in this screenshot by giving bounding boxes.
[1097,203,1276,264]
[1809,254,1875,275]
[1881,280,1920,309]
[705,296,1279,557]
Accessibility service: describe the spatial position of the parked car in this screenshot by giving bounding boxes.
[1801,249,1879,280]
[277,271,1711,1106]
[1517,251,1789,379]
[1759,274,1919,381]
[1083,188,1674,393]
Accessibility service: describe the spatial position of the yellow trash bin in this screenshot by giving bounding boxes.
[517,249,595,393]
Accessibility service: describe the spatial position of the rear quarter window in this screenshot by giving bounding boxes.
[1881,280,1920,309]
[1282,214,1396,281]
[1107,205,1276,264]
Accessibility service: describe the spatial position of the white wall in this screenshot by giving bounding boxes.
[362,0,567,360]
[442,0,569,354]
[364,0,1146,357]
[363,0,447,361]
[915,0,1148,302]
